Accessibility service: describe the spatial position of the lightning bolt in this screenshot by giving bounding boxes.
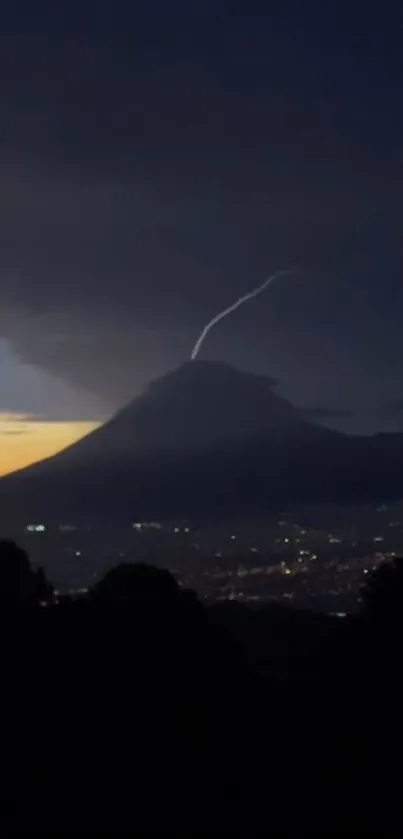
[191,268,297,360]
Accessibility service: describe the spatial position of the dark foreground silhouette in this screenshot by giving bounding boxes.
[0,541,402,833]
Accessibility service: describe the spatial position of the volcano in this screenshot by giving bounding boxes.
[1,360,403,520]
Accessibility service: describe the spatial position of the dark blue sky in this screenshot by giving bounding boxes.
[1,1,403,433]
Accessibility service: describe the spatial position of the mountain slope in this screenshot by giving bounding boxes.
[1,361,403,520]
[21,360,308,470]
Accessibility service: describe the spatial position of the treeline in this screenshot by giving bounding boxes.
[0,539,402,833]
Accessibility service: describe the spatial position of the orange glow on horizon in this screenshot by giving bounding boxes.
[0,413,100,476]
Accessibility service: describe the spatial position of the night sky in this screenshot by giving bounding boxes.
[1,1,403,473]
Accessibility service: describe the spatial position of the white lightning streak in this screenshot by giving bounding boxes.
[191,268,295,360]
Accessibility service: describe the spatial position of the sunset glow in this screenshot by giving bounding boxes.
[0,413,100,476]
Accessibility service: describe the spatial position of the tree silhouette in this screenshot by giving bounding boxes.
[33,566,54,606]
[361,557,403,621]
[91,562,180,605]
[0,540,53,608]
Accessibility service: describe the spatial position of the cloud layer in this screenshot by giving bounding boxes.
[1,3,403,427]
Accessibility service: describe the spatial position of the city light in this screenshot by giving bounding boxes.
[17,501,403,613]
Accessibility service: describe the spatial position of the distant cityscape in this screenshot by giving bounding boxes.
[5,500,403,613]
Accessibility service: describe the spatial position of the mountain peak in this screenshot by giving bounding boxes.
[115,360,302,450]
[1,360,307,479]
[3,359,403,520]
[147,359,279,389]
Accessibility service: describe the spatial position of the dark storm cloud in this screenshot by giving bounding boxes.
[1,2,403,419]
[379,401,403,414]
[302,408,352,420]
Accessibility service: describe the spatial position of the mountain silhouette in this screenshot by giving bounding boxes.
[1,360,403,520]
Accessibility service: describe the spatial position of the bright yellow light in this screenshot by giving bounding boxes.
[0,412,100,476]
